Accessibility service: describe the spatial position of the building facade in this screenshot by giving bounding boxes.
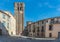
[14,2,24,35]
[26,17,60,38]
[0,10,16,36]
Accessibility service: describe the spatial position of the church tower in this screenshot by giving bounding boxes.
[14,2,24,35]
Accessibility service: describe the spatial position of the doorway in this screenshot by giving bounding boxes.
[58,32,60,38]
[0,29,2,35]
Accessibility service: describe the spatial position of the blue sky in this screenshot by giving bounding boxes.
[0,0,60,26]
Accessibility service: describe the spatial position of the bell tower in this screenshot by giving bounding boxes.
[14,2,24,35]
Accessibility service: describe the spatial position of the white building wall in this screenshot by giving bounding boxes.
[0,12,8,35]
[9,16,16,36]
[0,11,16,36]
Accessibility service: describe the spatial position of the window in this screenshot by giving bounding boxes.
[11,32,13,35]
[33,24,35,28]
[49,25,53,30]
[17,3,19,11]
[46,20,48,23]
[51,19,54,23]
[33,24,35,33]
[2,14,5,19]
[56,20,58,23]
[29,28,31,32]
[51,19,54,21]
[3,21,6,27]
[7,23,9,28]
[7,16,10,21]
[20,7,23,11]
[29,25,31,32]
[37,33,39,36]
[49,33,52,37]
[55,18,59,23]
[41,26,44,32]
[33,28,35,33]
[37,27,39,32]
[42,21,44,24]
[17,4,23,11]
[0,29,2,35]
[20,3,23,6]
[18,7,20,11]
[37,22,39,25]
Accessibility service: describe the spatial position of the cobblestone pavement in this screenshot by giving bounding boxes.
[0,36,60,42]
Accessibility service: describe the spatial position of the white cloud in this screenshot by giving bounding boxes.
[38,2,55,8]
[44,2,54,8]
[2,0,10,2]
[57,8,60,11]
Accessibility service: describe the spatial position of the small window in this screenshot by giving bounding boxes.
[42,21,44,24]
[51,19,54,21]
[33,28,35,33]
[41,26,44,32]
[18,7,19,11]
[7,23,9,28]
[2,14,5,19]
[7,16,10,21]
[51,19,54,23]
[20,7,23,11]
[46,20,48,22]
[11,32,13,35]
[33,24,35,33]
[33,24,35,28]
[49,33,52,37]
[29,25,31,32]
[37,22,39,25]
[29,28,31,32]
[20,3,23,6]
[49,25,53,30]
[37,33,39,36]
[3,21,6,27]
[37,27,39,32]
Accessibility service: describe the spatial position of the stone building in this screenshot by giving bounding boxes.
[26,17,60,38]
[14,2,25,35]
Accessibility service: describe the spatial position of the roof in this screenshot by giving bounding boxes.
[26,16,60,25]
